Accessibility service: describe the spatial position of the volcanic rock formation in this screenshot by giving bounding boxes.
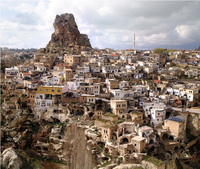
[45,13,92,54]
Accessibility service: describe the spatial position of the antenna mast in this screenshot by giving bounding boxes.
[133,33,135,50]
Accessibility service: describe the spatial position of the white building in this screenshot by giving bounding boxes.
[142,102,166,125]
[119,81,129,89]
[5,67,19,80]
[93,83,101,95]
[132,85,148,97]
[35,93,54,111]
[102,65,120,74]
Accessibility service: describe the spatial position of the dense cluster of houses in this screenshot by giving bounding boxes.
[2,48,200,168]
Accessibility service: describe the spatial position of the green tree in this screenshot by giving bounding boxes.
[153,48,167,55]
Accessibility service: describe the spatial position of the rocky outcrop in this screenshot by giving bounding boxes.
[45,13,92,54]
[63,124,97,169]
[187,113,200,136]
[1,148,22,169]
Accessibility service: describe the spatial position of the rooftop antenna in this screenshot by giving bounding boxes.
[133,33,135,50]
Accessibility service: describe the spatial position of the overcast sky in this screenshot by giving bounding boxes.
[1,0,200,50]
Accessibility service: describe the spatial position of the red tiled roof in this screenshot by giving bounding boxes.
[55,63,64,67]
[188,58,197,61]
[153,80,161,83]
[175,100,182,104]
[94,52,102,55]
[111,54,118,57]
[64,65,71,68]
[125,49,134,51]
[23,73,30,75]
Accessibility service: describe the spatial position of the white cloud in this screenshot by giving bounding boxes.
[1,0,200,49]
[175,23,200,40]
[13,3,35,13]
[6,37,24,48]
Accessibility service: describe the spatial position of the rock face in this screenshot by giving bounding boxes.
[63,124,97,169]
[1,148,22,169]
[45,13,92,54]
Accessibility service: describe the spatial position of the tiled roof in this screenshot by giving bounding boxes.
[23,73,30,75]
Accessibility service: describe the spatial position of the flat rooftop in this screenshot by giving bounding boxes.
[132,136,145,141]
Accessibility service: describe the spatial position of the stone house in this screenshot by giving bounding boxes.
[23,80,38,89]
[79,94,96,104]
[85,78,101,84]
[117,122,136,136]
[78,83,100,95]
[64,55,87,66]
[118,144,135,155]
[64,68,73,81]
[119,81,130,89]
[164,116,186,143]
[137,126,156,144]
[101,124,118,142]
[129,111,143,125]
[110,99,127,118]
[148,53,160,62]
[27,90,36,108]
[132,85,148,97]
[105,79,119,91]
[102,65,120,74]
[131,136,146,153]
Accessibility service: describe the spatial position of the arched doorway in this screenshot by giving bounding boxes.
[162,133,168,141]
[112,133,117,140]
[150,139,154,144]
[121,137,129,144]
[88,112,94,118]
[169,136,174,141]
[174,146,178,152]
[104,148,109,154]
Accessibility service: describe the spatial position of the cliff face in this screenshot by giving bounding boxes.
[63,124,97,169]
[45,13,92,54]
[1,106,97,169]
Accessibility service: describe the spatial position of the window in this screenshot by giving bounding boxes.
[52,90,54,92]
[46,89,48,92]
[58,90,60,92]
[157,119,159,121]
[40,89,42,92]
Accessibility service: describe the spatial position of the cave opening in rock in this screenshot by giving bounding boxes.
[89,112,94,118]
[162,133,168,141]
[121,137,129,144]
[169,136,174,141]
